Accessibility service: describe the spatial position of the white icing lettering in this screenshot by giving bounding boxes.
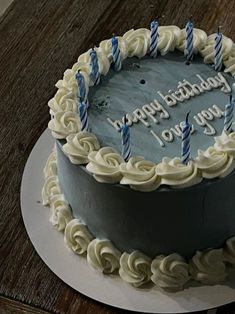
[201,110,214,121]
[208,104,224,118]
[196,74,212,91]
[150,130,165,147]
[215,73,231,93]
[171,90,185,102]
[133,109,150,127]
[162,129,174,142]
[193,113,216,135]
[150,100,170,119]
[157,91,177,107]
[170,124,182,137]
[207,77,219,88]
[142,104,159,123]
[107,118,122,131]
[121,114,133,126]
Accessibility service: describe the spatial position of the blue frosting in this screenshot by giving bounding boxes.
[88,52,234,162]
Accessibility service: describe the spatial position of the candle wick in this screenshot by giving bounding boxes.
[186,111,191,123]
[124,114,128,125]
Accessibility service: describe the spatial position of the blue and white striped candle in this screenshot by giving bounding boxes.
[149,20,158,58]
[76,71,87,105]
[111,35,122,71]
[79,100,89,131]
[185,20,194,62]
[121,115,131,162]
[224,85,235,132]
[181,112,191,164]
[214,28,223,71]
[90,48,100,85]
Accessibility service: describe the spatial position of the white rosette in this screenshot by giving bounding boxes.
[49,194,73,231]
[48,90,77,116]
[48,111,80,139]
[43,149,57,179]
[119,251,152,287]
[64,219,94,255]
[87,239,121,274]
[120,157,160,192]
[86,147,124,183]
[123,28,150,58]
[67,51,91,87]
[224,44,235,77]
[189,248,227,284]
[157,26,181,55]
[151,253,190,291]
[200,33,234,64]
[42,175,61,206]
[156,157,202,188]
[176,28,207,54]
[99,36,128,61]
[195,146,235,179]
[223,236,235,265]
[63,132,100,164]
[74,47,110,76]
[55,70,81,97]
[214,131,235,157]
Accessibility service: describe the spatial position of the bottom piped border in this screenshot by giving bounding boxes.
[42,148,235,292]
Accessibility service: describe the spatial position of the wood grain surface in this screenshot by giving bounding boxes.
[0,0,235,313]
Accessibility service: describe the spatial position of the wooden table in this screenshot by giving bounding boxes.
[1,0,235,313]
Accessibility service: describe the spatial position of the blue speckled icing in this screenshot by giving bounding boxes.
[88,51,234,163]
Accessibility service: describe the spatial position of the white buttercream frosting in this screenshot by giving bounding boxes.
[49,194,73,231]
[177,28,207,54]
[157,25,181,55]
[63,132,100,164]
[151,253,190,291]
[64,219,93,255]
[189,249,227,284]
[86,147,124,183]
[42,175,61,206]
[48,111,80,139]
[200,33,234,64]
[156,157,202,188]
[87,239,121,274]
[195,146,235,179]
[72,47,110,78]
[119,251,152,287]
[43,149,57,179]
[223,236,235,265]
[123,28,150,58]
[55,70,82,97]
[214,131,235,157]
[48,90,77,115]
[100,36,128,61]
[120,157,160,191]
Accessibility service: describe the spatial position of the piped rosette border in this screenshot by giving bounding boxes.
[42,149,235,292]
[48,26,235,192]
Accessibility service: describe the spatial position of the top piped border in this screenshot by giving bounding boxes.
[48,26,235,192]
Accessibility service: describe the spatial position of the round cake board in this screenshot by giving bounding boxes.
[21,128,235,313]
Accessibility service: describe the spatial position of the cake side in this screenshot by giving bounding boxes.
[42,148,235,291]
[56,140,235,259]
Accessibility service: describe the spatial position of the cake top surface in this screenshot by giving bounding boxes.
[88,52,233,162]
[48,25,235,191]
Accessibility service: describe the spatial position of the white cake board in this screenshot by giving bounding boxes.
[21,128,235,313]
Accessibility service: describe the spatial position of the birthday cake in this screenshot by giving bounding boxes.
[43,23,235,291]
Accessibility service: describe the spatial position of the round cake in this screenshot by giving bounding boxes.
[43,24,235,291]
